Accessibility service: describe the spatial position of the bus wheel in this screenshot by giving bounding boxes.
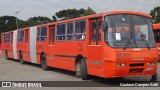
[19,52,25,64]
[5,50,9,60]
[41,54,48,71]
[81,58,90,80]
[150,73,157,82]
[75,61,81,78]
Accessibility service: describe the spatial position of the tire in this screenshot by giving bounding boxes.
[75,61,81,78]
[41,54,48,71]
[150,73,157,82]
[19,52,25,64]
[5,50,9,60]
[80,58,90,80]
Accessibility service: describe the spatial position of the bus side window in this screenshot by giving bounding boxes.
[74,20,86,40]
[56,24,66,41]
[25,30,28,44]
[11,32,13,44]
[98,20,102,41]
[18,30,24,42]
[156,30,160,43]
[2,34,5,43]
[153,31,157,43]
[91,22,96,41]
[37,26,47,42]
[49,27,55,45]
[2,35,4,43]
[5,33,10,43]
[158,30,160,43]
[67,22,73,40]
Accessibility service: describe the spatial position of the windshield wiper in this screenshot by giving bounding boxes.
[123,39,133,50]
[144,40,150,50]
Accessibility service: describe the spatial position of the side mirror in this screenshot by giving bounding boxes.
[102,22,108,31]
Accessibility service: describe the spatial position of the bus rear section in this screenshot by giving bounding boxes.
[1,31,14,59]
[153,23,160,62]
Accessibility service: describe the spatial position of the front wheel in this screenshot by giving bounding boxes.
[41,54,48,71]
[80,58,90,80]
[75,61,81,78]
[150,73,157,82]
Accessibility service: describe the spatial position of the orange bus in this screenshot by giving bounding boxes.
[153,23,160,62]
[1,10,158,81]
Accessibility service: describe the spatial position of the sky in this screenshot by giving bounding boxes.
[0,0,160,20]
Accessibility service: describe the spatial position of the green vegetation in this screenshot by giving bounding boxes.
[150,6,160,23]
[54,7,96,20]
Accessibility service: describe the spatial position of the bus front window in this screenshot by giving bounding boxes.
[105,14,156,48]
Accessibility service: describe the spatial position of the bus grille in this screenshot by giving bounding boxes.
[129,68,144,74]
[129,63,144,67]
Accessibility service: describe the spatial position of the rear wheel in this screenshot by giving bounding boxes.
[41,54,48,71]
[5,50,9,60]
[19,52,25,64]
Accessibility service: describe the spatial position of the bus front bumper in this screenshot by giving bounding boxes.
[103,61,157,78]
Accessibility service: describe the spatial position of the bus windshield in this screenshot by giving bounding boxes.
[105,14,156,48]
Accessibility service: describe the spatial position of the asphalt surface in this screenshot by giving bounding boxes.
[0,57,160,90]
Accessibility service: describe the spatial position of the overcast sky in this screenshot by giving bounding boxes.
[0,0,160,20]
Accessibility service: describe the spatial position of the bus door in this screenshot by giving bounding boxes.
[87,18,103,68]
[47,26,55,65]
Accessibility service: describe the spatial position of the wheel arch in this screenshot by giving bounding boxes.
[75,54,86,70]
[40,52,46,63]
[18,50,23,59]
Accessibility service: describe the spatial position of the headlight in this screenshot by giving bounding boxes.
[121,63,126,67]
[117,63,126,67]
[148,62,156,66]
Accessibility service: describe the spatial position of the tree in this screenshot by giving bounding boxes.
[52,15,57,22]
[150,6,160,23]
[84,7,96,16]
[0,16,27,36]
[0,16,18,32]
[0,16,52,35]
[54,7,96,20]
[26,16,52,27]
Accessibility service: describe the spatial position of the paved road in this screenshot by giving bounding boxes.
[0,57,160,90]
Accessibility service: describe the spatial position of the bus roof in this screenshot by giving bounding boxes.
[49,10,152,24]
[1,10,152,34]
[105,10,152,18]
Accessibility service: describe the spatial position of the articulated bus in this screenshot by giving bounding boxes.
[153,23,160,62]
[1,10,158,80]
